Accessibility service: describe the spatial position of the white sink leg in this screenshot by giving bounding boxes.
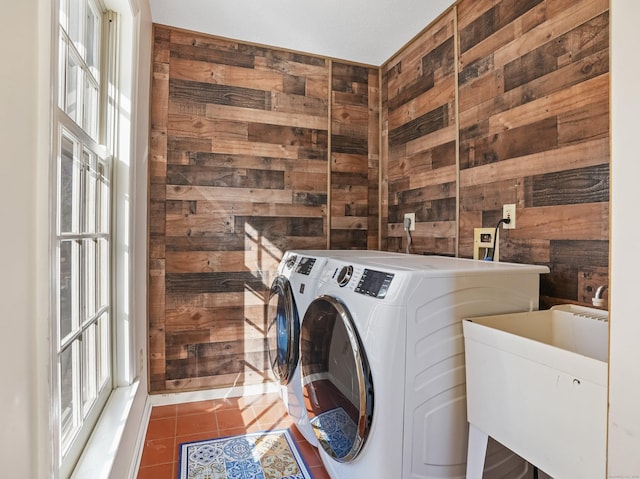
[466,424,488,479]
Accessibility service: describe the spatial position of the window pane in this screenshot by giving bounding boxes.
[97,312,110,388]
[85,1,100,75]
[60,342,79,454]
[59,133,80,233]
[66,50,82,124]
[59,240,79,341]
[68,0,82,54]
[84,150,97,233]
[58,33,67,111]
[59,0,69,32]
[97,161,110,234]
[83,77,99,139]
[96,238,109,310]
[82,324,98,413]
[84,239,96,319]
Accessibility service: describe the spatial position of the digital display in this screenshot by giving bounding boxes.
[296,257,316,275]
[355,269,394,298]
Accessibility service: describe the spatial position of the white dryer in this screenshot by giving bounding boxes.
[268,250,406,445]
[299,253,549,479]
[268,250,329,445]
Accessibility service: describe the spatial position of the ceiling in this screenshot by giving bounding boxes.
[148,0,455,65]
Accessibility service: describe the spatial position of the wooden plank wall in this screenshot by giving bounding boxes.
[330,62,380,249]
[149,26,379,392]
[381,10,458,255]
[381,0,609,306]
[456,0,610,307]
[149,0,609,393]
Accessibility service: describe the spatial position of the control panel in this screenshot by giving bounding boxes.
[355,269,394,299]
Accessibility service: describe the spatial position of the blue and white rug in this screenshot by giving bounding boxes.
[310,407,357,458]
[178,429,312,479]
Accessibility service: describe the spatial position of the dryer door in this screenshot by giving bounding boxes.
[300,294,373,463]
[267,275,299,385]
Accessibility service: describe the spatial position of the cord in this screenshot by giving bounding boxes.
[404,217,413,254]
[487,217,511,261]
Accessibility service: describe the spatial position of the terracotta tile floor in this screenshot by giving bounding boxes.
[137,391,330,479]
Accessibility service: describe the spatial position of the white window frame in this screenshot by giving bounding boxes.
[51,1,123,477]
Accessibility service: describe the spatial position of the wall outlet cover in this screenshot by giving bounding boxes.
[404,212,416,231]
[503,204,516,229]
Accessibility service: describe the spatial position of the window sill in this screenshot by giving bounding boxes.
[71,380,148,479]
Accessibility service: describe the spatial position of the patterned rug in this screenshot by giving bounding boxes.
[310,407,356,458]
[178,429,312,479]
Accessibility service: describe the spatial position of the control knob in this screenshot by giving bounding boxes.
[337,265,353,287]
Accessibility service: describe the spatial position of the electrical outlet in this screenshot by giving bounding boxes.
[503,204,516,229]
[403,213,416,231]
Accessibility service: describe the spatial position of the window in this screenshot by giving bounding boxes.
[53,0,115,475]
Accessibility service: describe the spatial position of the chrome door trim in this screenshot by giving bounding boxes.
[267,275,299,385]
[302,294,374,462]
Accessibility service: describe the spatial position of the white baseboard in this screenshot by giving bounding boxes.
[148,381,280,407]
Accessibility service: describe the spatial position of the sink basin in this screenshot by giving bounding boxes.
[462,304,608,479]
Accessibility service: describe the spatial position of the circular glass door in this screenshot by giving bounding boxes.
[300,295,374,463]
[267,275,299,385]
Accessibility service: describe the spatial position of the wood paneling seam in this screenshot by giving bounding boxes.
[454,4,461,258]
[378,67,383,250]
[327,59,332,249]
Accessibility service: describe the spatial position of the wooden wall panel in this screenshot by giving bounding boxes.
[149,0,610,394]
[149,27,381,393]
[457,0,610,307]
[381,9,458,255]
[149,26,332,393]
[149,26,170,392]
[330,62,380,249]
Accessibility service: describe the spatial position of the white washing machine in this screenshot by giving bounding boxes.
[299,253,549,479]
[268,249,401,445]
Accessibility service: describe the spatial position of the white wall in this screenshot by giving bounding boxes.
[608,2,640,477]
[0,0,152,477]
[0,1,50,477]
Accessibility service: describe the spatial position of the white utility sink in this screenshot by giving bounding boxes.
[462,304,609,479]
